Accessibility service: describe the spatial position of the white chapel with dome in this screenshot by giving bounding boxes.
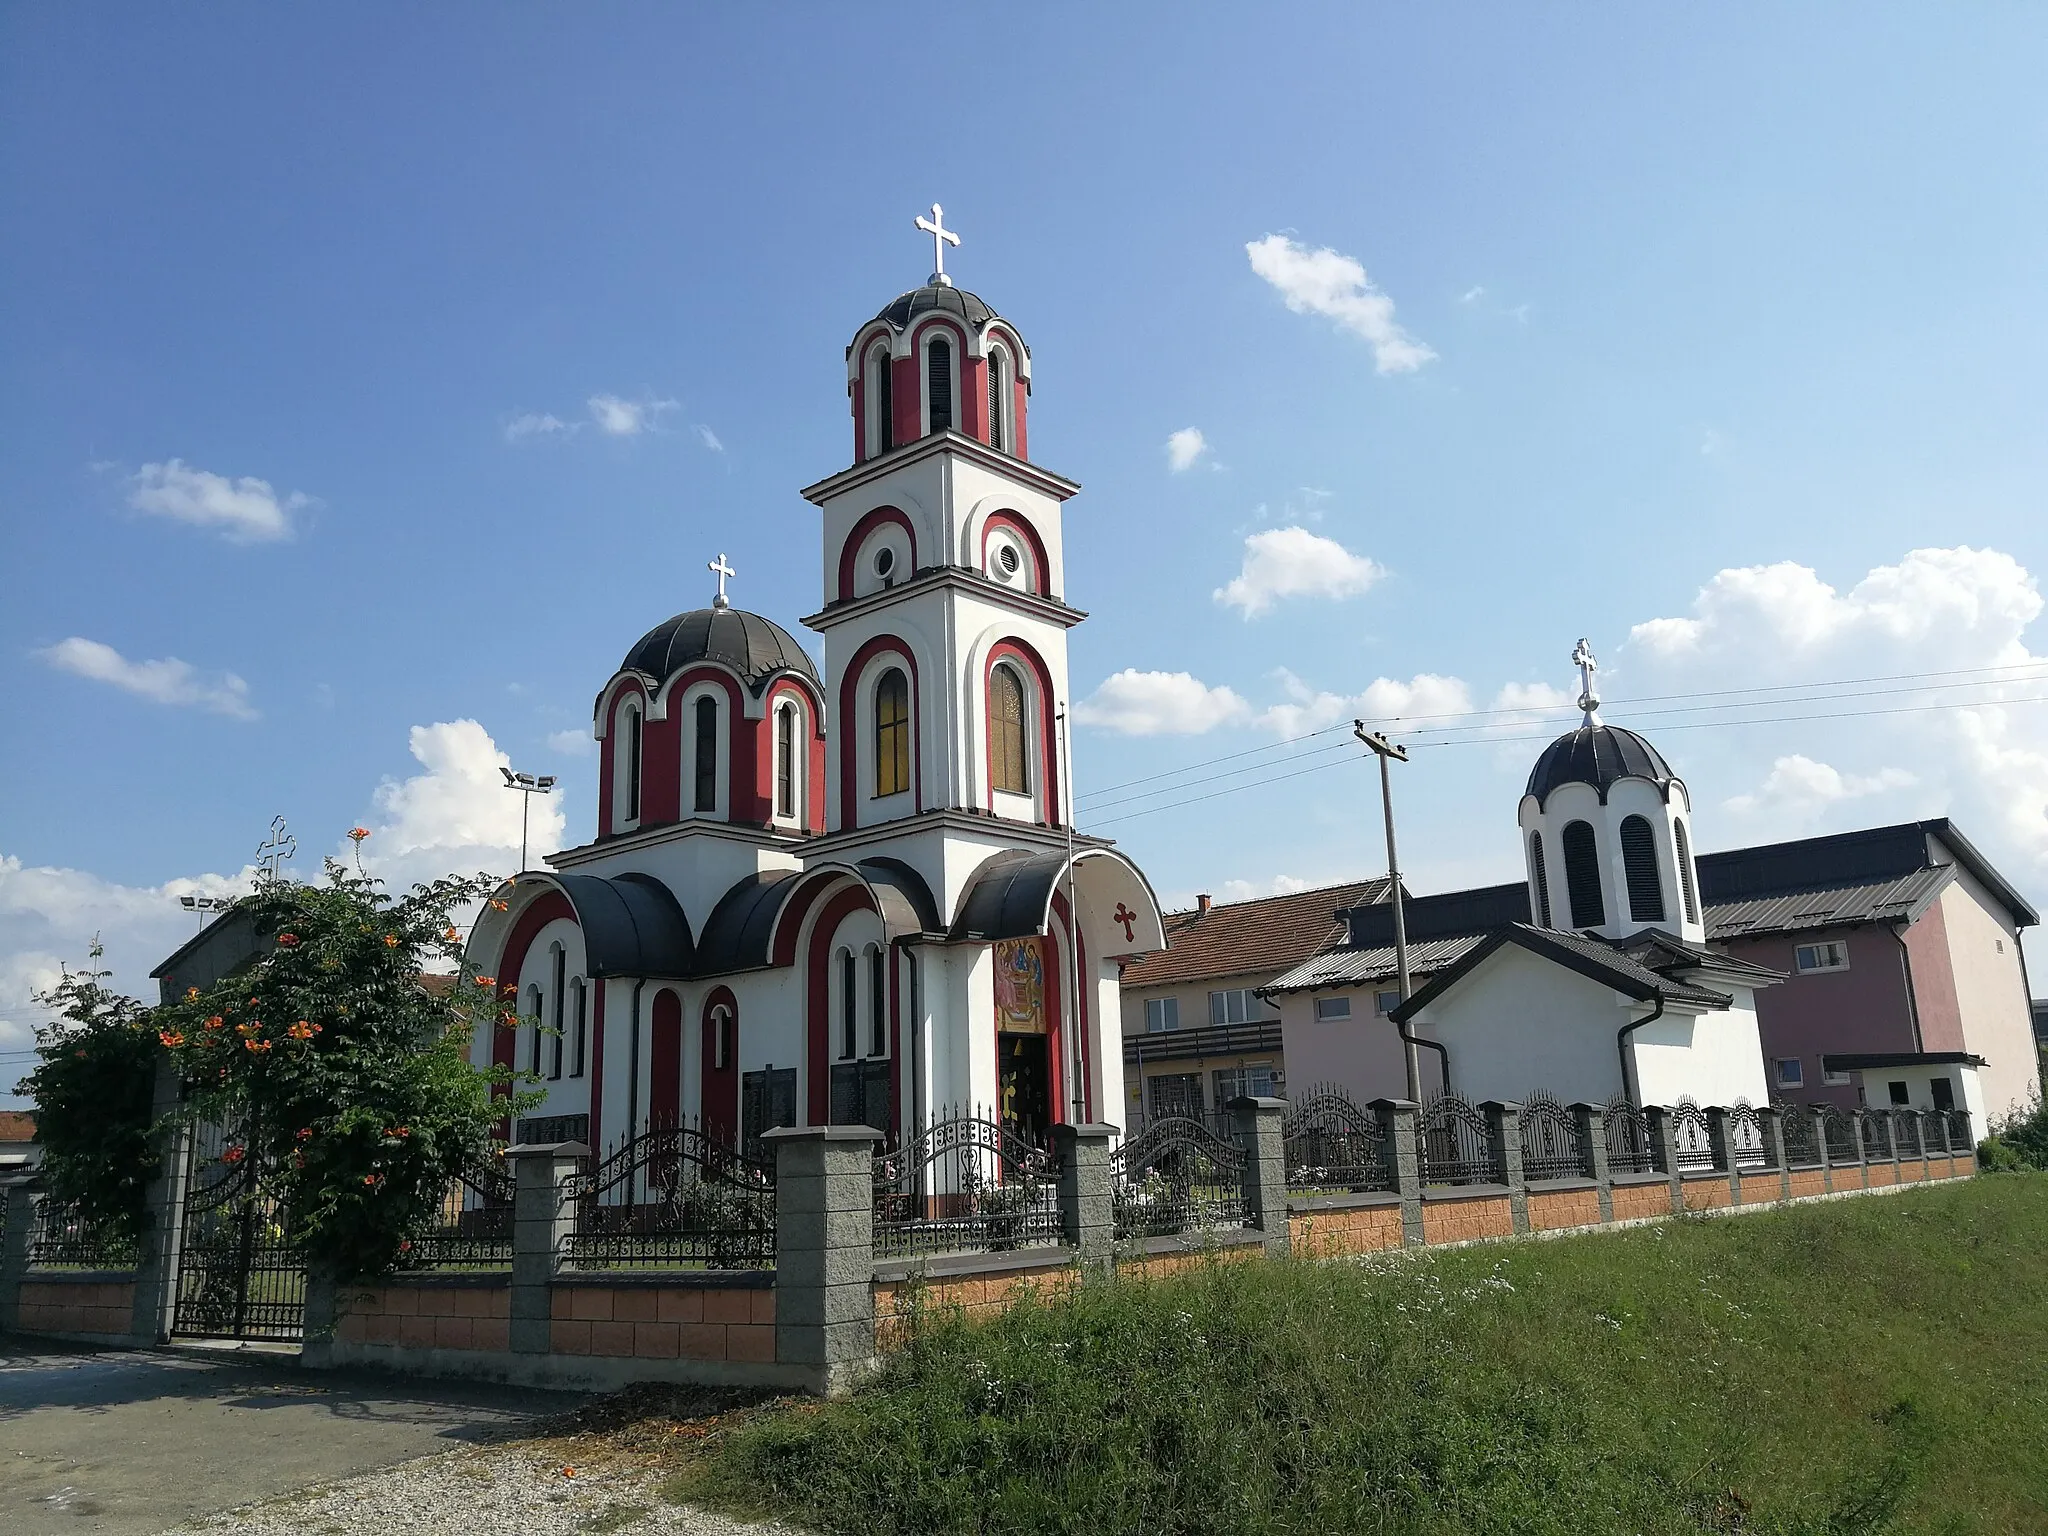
[464,209,1166,1153]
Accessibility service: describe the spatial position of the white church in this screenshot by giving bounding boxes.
[465,210,1166,1153]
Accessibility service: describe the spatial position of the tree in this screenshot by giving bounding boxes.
[18,943,162,1243]
[151,859,540,1280]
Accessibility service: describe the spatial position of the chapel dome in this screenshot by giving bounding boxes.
[1525,724,1678,805]
[619,606,820,696]
[870,282,1001,334]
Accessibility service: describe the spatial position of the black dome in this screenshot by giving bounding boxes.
[618,607,819,697]
[1526,724,1679,805]
[871,283,999,333]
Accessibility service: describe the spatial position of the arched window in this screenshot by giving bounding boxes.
[990,663,1029,795]
[548,943,566,1080]
[1529,832,1552,928]
[775,702,797,820]
[926,336,953,433]
[710,1004,732,1071]
[624,703,644,824]
[569,978,586,1078]
[867,944,887,1057]
[693,695,718,814]
[839,948,858,1060]
[987,349,1006,452]
[1620,815,1666,924]
[869,343,893,456]
[525,984,544,1077]
[1674,820,1701,925]
[1561,820,1606,929]
[874,668,911,798]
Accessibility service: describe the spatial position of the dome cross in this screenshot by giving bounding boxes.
[708,552,737,610]
[1572,637,1602,726]
[915,203,960,288]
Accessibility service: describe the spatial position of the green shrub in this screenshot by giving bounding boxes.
[1987,1092,2048,1171]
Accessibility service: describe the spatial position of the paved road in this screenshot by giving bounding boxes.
[0,1338,585,1535]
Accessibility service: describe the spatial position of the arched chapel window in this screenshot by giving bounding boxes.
[1674,820,1701,925]
[549,943,567,1080]
[525,984,544,1077]
[868,343,892,457]
[625,704,644,824]
[927,337,953,434]
[569,978,587,1078]
[693,696,718,814]
[776,703,797,820]
[710,1004,732,1071]
[839,949,858,1060]
[1529,832,1552,928]
[1620,815,1666,924]
[874,668,911,798]
[990,663,1029,795]
[1561,820,1606,929]
[868,945,887,1057]
[987,349,1006,452]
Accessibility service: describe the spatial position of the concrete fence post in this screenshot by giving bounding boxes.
[504,1141,585,1356]
[1954,1111,1976,1169]
[0,1178,43,1334]
[766,1125,878,1398]
[1756,1106,1790,1202]
[1809,1107,1837,1193]
[1705,1107,1742,1206]
[1370,1100,1423,1247]
[1645,1107,1684,1215]
[130,1055,192,1346]
[1052,1122,1117,1278]
[1480,1101,1528,1235]
[1230,1096,1292,1258]
[1570,1103,1613,1224]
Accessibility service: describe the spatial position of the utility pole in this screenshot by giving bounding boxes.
[1355,722,1419,1102]
[499,768,558,872]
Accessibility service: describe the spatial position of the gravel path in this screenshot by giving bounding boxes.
[162,1438,811,1536]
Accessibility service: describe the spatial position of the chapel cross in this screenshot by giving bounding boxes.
[1571,637,1602,726]
[915,203,960,287]
[254,815,296,885]
[1112,902,1138,944]
[708,552,736,610]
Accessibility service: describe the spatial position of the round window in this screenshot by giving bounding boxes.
[996,544,1021,577]
[874,546,895,579]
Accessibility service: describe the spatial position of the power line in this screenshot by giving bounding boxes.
[1082,736,1360,816]
[1077,721,1350,801]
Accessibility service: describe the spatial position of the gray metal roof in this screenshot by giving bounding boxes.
[1261,935,1484,996]
[1387,924,1731,1023]
[872,284,999,333]
[555,873,695,979]
[1526,724,1679,806]
[618,607,820,697]
[1705,866,1951,941]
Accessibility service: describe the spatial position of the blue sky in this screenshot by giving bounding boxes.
[5,6,2048,1083]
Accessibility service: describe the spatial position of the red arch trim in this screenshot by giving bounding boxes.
[700,986,739,1144]
[806,885,881,1124]
[650,988,683,1130]
[978,512,1051,597]
[597,681,650,836]
[983,638,1060,820]
[489,891,577,1130]
[837,636,922,830]
[836,506,918,603]
[761,676,828,833]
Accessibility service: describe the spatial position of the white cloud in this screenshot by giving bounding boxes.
[1214,526,1386,618]
[1625,545,2048,869]
[1165,427,1210,473]
[1074,671,1251,736]
[547,728,595,758]
[1245,234,1436,375]
[1724,755,1917,817]
[128,459,303,542]
[364,720,563,868]
[505,412,574,442]
[694,424,725,453]
[1460,285,1486,304]
[36,637,256,719]
[588,394,680,437]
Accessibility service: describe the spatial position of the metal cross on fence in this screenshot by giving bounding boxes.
[708,552,736,609]
[254,815,296,884]
[915,203,960,287]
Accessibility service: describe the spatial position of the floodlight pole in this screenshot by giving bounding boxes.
[500,767,558,873]
[1356,722,1420,1103]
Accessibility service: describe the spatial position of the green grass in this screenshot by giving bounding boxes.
[671,1176,2048,1535]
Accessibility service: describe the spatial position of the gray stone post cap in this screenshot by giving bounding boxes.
[1478,1099,1523,1113]
[502,1141,590,1159]
[1226,1096,1288,1114]
[1367,1098,1420,1112]
[1052,1122,1122,1140]
[1566,1101,1606,1113]
[760,1124,881,1145]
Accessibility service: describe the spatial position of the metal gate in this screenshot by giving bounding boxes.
[172,1132,305,1342]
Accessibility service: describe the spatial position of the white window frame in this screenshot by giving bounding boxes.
[771,696,804,828]
[1144,997,1180,1034]
[710,1004,732,1072]
[918,326,963,437]
[1774,1057,1804,1089]
[1795,940,1850,974]
[986,344,1012,452]
[1208,988,1265,1026]
[612,696,644,834]
[1314,996,1352,1022]
[681,683,728,821]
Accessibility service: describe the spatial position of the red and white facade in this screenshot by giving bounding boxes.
[464,270,1165,1153]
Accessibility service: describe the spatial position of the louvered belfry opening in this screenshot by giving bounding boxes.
[1529,832,1552,927]
[693,695,717,813]
[1561,820,1606,929]
[1620,815,1666,924]
[927,337,953,433]
[1674,819,1701,925]
[875,345,893,452]
[987,352,1005,451]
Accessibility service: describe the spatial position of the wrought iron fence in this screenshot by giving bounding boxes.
[1112,1115,1247,1239]
[873,1110,1061,1259]
[173,1143,304,1341]
[1820,1105,1858,1163]
[1419,1093,1500,1186]
[561,1120,775,1270]
[1925,1110,1954,1155]
[26,1198,138,1271]
[1946,1109,1973,1150]
[1518,1093,1586,1181]
[1858,1109,1893,1161]
[1774,1102,1820,1167]
[1725,1102,1771,1169]
[1603,1096,1656,1174]
[401,1158,516,1271]
[1283,1084,1391,1194]
[1669,1098,1714,1172]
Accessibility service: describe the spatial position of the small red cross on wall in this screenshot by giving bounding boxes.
[1112,902,1138,943]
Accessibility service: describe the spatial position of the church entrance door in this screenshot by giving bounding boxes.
[998,1033,1051,1151]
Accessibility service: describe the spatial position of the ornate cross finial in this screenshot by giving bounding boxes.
[1112,902,1138,944]
[254,815,296,884]
[915,203,960,287]
[708,552,736,610]
[1571,637,1602,726]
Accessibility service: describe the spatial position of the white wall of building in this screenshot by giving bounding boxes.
[1935,869,2043,1120]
